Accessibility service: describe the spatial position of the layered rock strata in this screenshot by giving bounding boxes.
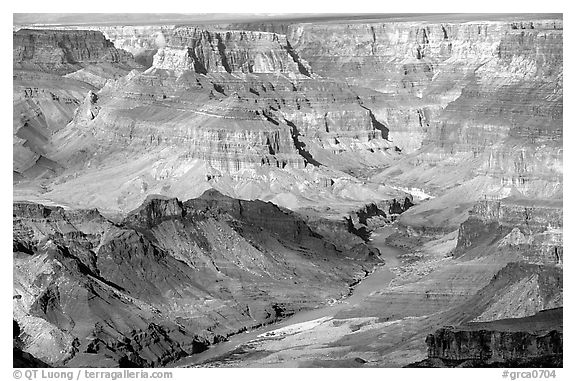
[368,19,562,212]
[455,198,563,265]
[11,14,563,369]
[13,29,141,180]
[414,308,562,367]
[28,27,404,212]
[14,29,136,74]
[156,28,311,75]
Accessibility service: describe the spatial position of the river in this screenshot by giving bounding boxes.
[175,225,401,367]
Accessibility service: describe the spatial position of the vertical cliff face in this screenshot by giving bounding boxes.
[418,308,562,367]
[27,24,406,213]
[287,22,498,93]
[366,18,562,241]
[155,28,310,75]
[91,25,174,67]
[13,29,142,180]
[287,20,561,97]
[14,29,136,74]
[426,24,562,197]
[455,199,563,265]
[288,20,562,160]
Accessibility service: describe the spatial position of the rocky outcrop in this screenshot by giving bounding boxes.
[87,25,173,68]
[13,29,137,74]
[37,43,401,211]
[367,19,562,211]
[288,19,562,149]
[13,190,380,367]
[346,197,414,239]
[13,70,93,177]
[461,262,563,323]
[13,320,51,368]
[416,308,562,367]
[455,198,562,265]
[154,28,310,75]
[13,29,142,180]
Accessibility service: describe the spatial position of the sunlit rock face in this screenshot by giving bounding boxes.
[368,19,562,238]
[156,29,311,75]
[17,18,562,213]
[24,26,403,213]
[13,29,140,180]
[13,29,136,74]
[89,25,174,68]
[456,199,563,265]
[289,19,563,167]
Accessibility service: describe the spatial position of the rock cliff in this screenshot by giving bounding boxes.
[88,25,174,68]
[367,19,562,215]
[155,28,311,75]
[455,198,562,265]
[15,17,562,218]
[412,308,562,367]
[14,29,136,74]
[13,29,141,180]
[29,26,403,213]
[288,19,562,154]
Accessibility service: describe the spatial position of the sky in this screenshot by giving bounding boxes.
[13,13,562,27]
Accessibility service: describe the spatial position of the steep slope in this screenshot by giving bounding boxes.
[198,195,562,367]
[366,19,562,233]
[13,190,381,367]
[16,27,408,214]
[13,29,141,181]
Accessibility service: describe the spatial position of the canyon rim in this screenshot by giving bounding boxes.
[11,11,563,371]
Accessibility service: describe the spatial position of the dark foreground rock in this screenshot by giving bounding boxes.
[407,308,562,368]
[13,190,381,367]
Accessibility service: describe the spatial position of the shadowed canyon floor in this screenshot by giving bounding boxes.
[13,13,562,367]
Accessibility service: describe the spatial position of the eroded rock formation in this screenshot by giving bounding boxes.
[13,190,380,366]
[14,25,405,213]
[456,198,563,265]
[13,29,141,180]
[409,308,562,367]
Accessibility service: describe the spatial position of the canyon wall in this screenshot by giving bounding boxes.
[418,308,562,367]
[27,26,403,213]
[288,20,562,156]
[156,28,311,75]
[13,191,379,366]
[14,17,562,215]
[456,199,563,265]
[14,29,136,74]
[13,29,140,179]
